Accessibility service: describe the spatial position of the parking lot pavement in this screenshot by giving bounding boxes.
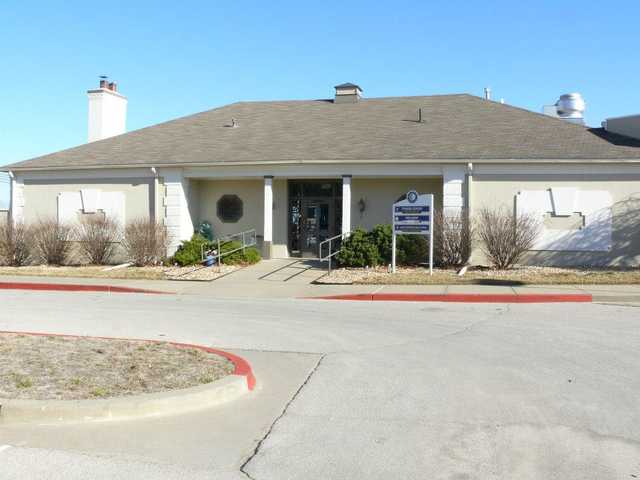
[0,349,321,476]
[1,291,639,479]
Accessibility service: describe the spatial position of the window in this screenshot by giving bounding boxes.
[217,194,243,223]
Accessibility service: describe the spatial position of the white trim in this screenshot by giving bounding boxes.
[15,168,156,181]
[184,164,446,179]
[474,163,640,176]
[263,177,273,243]
[442,165,466,216]
[342,175,352,234]
[7,157,640,173]
[9,173,24,224]
[163,169,193,254]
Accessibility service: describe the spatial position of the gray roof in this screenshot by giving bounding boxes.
[5,94,640,171]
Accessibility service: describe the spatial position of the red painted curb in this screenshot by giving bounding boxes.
[0,331,256,391]
[0,281,170,295]
[307,293,592,303]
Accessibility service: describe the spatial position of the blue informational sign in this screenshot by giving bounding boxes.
[391,191,434,275]
[392,192,432,235]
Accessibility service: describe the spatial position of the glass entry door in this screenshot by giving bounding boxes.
[288,181,342,257]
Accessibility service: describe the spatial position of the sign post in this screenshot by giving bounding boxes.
[392,191,434,275]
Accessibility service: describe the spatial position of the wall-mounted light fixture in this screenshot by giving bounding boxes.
[358,197,366,216]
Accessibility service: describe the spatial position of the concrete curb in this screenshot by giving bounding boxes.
[306,293,593,303]
[0,331,256,425]
[0,281,170,295]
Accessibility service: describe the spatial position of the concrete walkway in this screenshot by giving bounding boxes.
[1,259,640,303]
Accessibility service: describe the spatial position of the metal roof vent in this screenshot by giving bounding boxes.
[543,93,586,125]
[334,83,362,104]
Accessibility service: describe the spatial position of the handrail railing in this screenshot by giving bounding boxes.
[201,229,257,264]
[318,231,350,274]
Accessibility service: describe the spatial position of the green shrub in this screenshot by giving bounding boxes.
[173,234,209,266]
[219,240,261,265]
[369,224,392,263]
[336,224,430,268]
[396,235,429,266]
[336,228,381,267]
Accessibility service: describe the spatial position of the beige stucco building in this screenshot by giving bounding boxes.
[3,83,640,266]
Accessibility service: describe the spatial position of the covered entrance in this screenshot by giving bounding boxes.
[288,180,342,257]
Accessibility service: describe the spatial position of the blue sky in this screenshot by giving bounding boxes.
[1,0,639,208]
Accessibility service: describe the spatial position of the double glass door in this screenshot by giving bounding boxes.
[289,181,342,257]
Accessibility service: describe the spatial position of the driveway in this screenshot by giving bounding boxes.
[0,291,639,479]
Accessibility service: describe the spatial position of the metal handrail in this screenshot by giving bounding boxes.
[318,231,350,274]
[201,229,257,264]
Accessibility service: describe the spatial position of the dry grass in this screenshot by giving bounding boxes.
[319,266,640,285]
[0,333,235,400]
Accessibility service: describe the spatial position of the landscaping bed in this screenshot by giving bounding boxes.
[0,333,234,400]
[0,264,239,281]
[318,266,640,285]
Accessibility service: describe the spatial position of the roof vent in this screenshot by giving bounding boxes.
[334,83,362,104]
[543,93,586,125]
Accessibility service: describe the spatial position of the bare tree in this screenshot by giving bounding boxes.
[122,218,169,266]
[476,207,541,269]
[32,218,73,265]
[76,215,120,265]
[0,222,32,266]
[433,209,473,268]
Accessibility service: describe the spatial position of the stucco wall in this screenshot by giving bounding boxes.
[194,179,289,257]
[21,178,153,225]
[471,175,640,267]
[195,177,444,258]
[350,177,443,231]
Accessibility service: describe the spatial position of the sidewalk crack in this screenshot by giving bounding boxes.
[239,353,326,480]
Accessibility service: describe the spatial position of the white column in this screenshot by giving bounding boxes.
[263,176,273,258]
[162,168,193,255]
[341,175,351,235]
[442,166,466,217]
[8,172,24,225]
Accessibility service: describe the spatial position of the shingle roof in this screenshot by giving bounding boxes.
[5,94,640,171]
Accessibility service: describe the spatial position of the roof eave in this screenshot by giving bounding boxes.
[5,157,640,173]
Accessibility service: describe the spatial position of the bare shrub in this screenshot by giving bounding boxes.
[433,209,473,268]
[122,218,169,266]
[76,215,120,265]
[32,219,73,265]
[476,207,541,269]
[0,222,32,266]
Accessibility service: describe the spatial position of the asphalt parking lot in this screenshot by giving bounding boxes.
[1,291,639,479]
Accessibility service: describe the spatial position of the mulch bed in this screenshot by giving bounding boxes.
[317,265,640,285]
[0,264,239,281]
[0,333,234,400]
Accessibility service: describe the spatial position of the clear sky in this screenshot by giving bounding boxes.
[1,0,639,207]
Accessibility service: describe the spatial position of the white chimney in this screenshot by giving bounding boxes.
[87,77,127,142]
